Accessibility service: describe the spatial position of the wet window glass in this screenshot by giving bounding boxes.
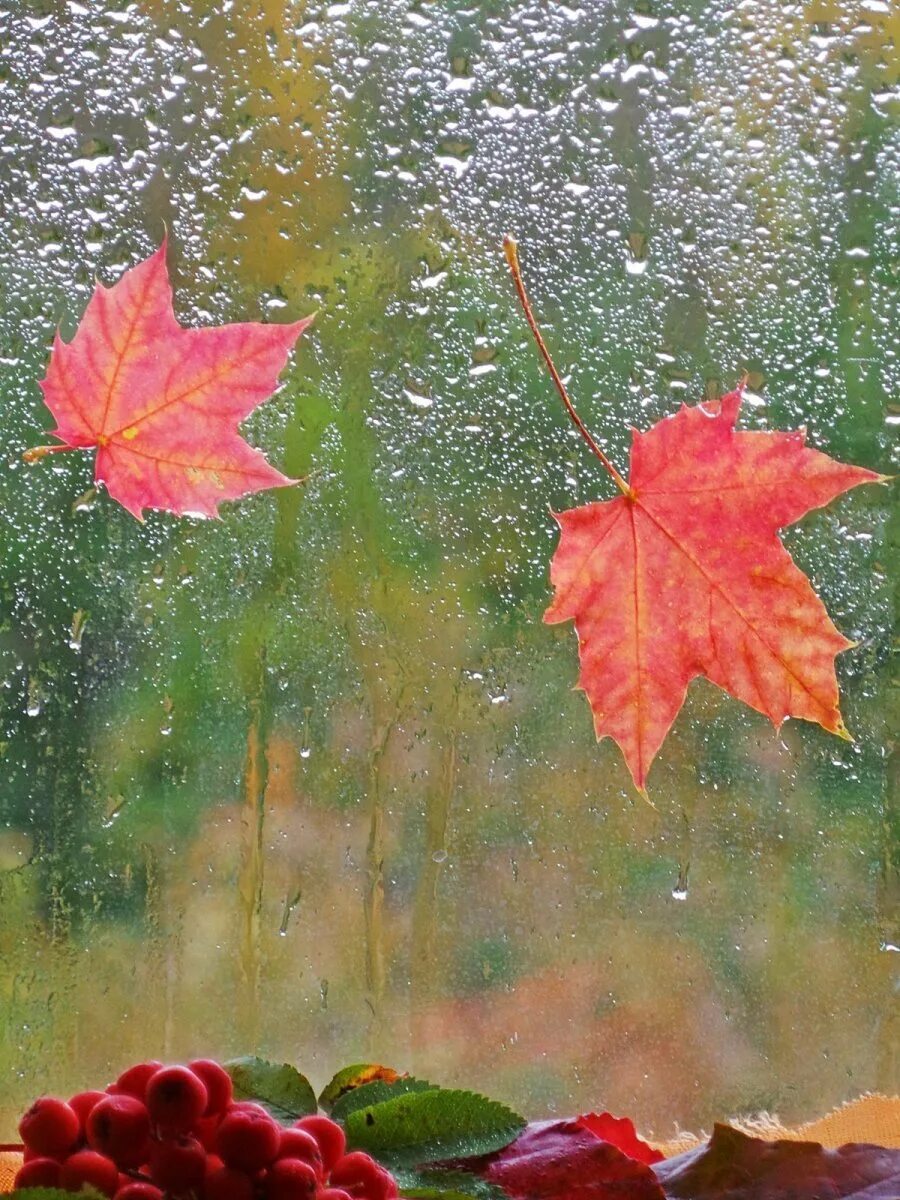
[0,0,895,1137]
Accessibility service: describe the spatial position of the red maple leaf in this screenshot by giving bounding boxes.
[577,1112,664,1165]
[505,237,886,794]
[25,239,311,519]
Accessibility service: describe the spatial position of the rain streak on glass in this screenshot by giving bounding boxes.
[0,0,896,1137]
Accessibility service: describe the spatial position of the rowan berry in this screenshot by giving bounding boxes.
[204,1152,225,1178]
[377,1167,399,1199]
[87,1094,152,1167]
[145,1065,208,1133]
[264,1158,318,1200]
[148,1133,207,1192]
[14,1156,62,1189]
[275,1129,323,1176]
[330,1152,397,1200]
[114,1062,163,1102]
[215,1108,281,1172]
[69,1090,107,1133]
[18,1097,81,1159]
[60,1148,121,1196]
[204,1164,256,1200]
[228,1101,271,1118]
[379,1168,400,1199]
[196,1114,223,1150]
[188,1059,233,1116]
[292,1115,345,1172]
[113,1184,163,1200]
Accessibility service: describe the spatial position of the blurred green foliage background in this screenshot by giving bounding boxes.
[0,0,896,1137]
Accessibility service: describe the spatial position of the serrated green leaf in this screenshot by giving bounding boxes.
[16,1191,104,1200]
[399,1188,495,1199]
[319,1062,404,1112]
[399,1190,490,1200]
[225,1056,317,1121]
[395,1168,509,1200]
[331,1076,439,1122]
[344,1088,525,1167]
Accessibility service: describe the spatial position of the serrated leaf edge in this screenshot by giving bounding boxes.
[224,1056,317,1118]
[345,1087,525,1162]
[331,1077,441,1121]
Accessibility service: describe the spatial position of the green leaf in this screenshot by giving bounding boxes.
[225,1056,317,1121]
[399,1187,499,1198]
[395,1168,509,1200]
[343,1088,525,1167]
[319,1063,404,1112]
[16,1191,104,1200]
[331,1076,439,1122]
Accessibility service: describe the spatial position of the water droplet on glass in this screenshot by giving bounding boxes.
[470,338,497,378]
[25,679,42,718]
[68,609,87,652]
[101,797,127,829]
[71,487,97,514]
[299,707,312,759]
[403,381,433,409]
[672,864,689,901]
[625,233,649,275]
[435,137,473,177]
[279,885,302,935]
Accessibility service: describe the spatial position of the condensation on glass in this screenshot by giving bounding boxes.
[0,0,896,1135]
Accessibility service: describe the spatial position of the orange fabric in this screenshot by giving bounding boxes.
[799,1094,900,1148]
[652,1094,900,1157]
[0,1155,18,1193]
[2,1095,899,1192]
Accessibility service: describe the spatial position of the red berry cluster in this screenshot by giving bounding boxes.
[14,1060,397,1200]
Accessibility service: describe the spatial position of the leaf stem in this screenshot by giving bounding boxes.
[503,235,633,499]
[23,443,72,464]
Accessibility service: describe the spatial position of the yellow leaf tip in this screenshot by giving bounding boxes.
[635,785,657,810]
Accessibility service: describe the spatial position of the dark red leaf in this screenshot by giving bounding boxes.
[653,1123,900,1199]
[478,1119,665,1199]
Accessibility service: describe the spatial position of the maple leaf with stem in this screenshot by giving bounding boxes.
[24,238,312,520]
[504,235,887,795]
